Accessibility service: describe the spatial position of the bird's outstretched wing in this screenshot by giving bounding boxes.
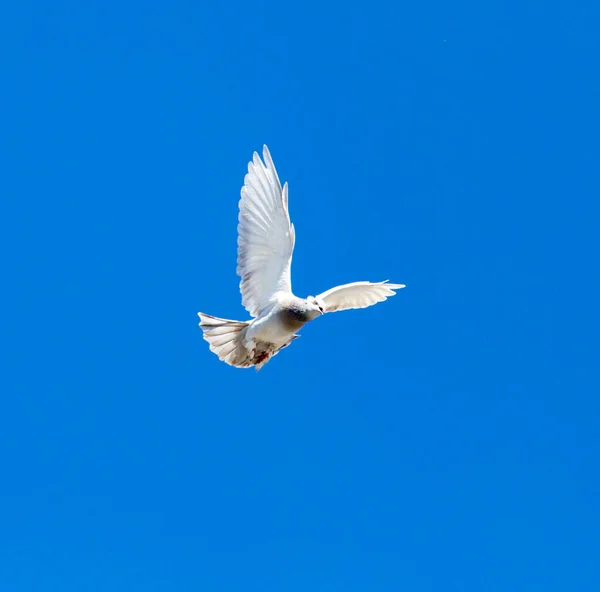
[315,281,405,313]
[237,146,295,318]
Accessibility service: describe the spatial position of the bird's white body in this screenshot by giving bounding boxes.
[244,301,292,346]
[198,146,405,370]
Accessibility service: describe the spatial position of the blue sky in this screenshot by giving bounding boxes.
[2,1,599,590]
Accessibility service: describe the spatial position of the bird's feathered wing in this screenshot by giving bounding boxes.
[236,145,295,318]
[315,281,405,313]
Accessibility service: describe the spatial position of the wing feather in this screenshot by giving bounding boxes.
[236,146,295,317]
[316,281,405,313]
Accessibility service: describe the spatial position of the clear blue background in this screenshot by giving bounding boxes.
[2,1,599,590]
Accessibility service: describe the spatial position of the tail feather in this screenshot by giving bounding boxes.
[197,312,252,368]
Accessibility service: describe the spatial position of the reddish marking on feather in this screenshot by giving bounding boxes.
[254,351,270,365]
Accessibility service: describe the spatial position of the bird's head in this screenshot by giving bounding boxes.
[306,296,325,317]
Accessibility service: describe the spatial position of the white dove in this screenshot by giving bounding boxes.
[198,146,405,370]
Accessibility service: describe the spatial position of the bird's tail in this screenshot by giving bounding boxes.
[197,312,252,368]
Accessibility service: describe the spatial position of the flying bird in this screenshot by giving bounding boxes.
[198,146,405,370]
